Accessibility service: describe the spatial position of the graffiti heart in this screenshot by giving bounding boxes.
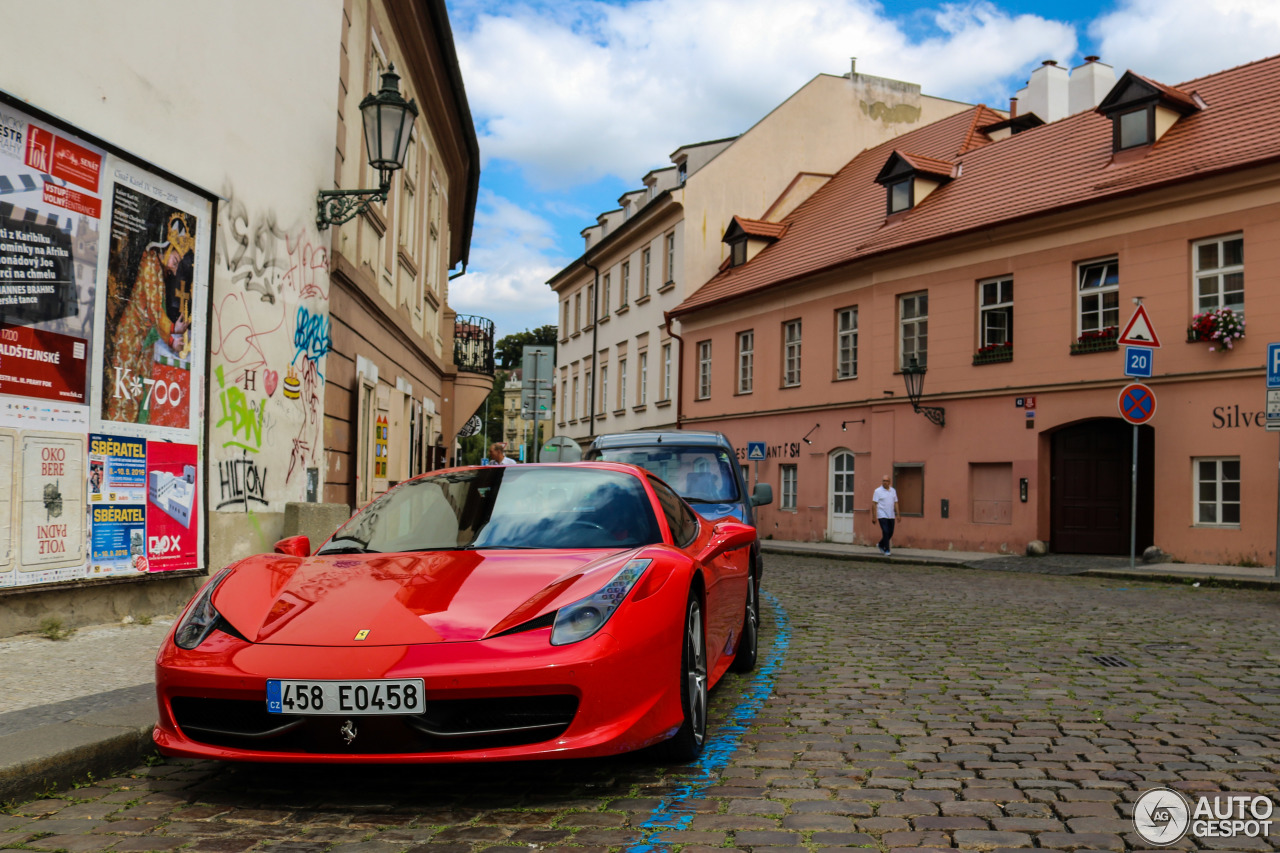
[264,369,278,398]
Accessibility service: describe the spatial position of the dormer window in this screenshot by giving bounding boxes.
[677,161,688,184]
[722,216,786,268]
[875,151,955,216]
[1117,107,1151,148]
[887,178,912,214]
[1097,70,1202,153]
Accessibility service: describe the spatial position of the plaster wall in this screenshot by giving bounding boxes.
[0,2,343,594]
[681,74,972,297]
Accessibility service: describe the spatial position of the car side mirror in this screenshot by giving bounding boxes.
[273,535,311,558]
[697,521,756,563]
[751,483,773,507]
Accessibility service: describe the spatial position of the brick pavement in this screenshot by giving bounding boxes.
[4,554,1280,852]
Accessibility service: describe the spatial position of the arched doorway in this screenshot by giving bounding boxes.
[829,449,855,543]
[1050,419,1153,554]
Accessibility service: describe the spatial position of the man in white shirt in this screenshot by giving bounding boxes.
[871,475,899,556]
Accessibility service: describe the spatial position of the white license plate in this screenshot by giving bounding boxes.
[266,679,425,715]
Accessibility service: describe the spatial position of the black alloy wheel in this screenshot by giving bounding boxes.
[729,572,759,673]
[656,590,708,761]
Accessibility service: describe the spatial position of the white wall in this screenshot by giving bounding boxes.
[1,0,343,520]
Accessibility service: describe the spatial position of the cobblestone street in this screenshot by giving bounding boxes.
[5,554,1280,852]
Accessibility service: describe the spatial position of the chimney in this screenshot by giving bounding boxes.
[1022,59,1069,122]
[1009,97,1018,118]
[1068,56,1116,115]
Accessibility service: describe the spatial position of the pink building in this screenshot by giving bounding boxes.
[669,55,1280,564]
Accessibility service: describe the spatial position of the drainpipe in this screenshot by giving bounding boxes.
[663,310,684,429]
[583,260,601,438]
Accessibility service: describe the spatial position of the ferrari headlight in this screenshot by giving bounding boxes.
[174,568,233,650]
[551,559,650,646]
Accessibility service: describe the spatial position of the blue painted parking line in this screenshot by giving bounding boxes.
[627,591,792,853]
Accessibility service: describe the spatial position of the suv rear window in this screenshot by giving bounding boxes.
[593,446,740,503]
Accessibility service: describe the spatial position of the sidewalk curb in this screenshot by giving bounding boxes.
[1084,569,1280,590]
[761,543,1280,589]
[0,700,156,803]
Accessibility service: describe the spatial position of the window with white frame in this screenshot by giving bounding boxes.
[574,293,581,333]
[836,307,858,379]
[638,352,648,405]
[737,330,754,394]
[899,291,928,369]
[1194,234,1243,314]
[780,465,797,511]
[572,376,579,421]
[586,284,595,327]
[584,371,593,417]
[602,274,611,317]
[599,365,608,414]
[1078,258,1119,335]
[783,320,802,386]
[618,358,627,410]
[979,277,1013,348]
[560,373,567,420]
[561,301,569,338]
[665,233,676,284]
[641,248,651,296]
[621,262,630,306]
[1195,457,1240,526]
[662,343,672,400]
[697,341,712,399]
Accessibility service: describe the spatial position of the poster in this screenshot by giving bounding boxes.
[0,102,101,352]
[87,433,147,576]
[17,430,85,584]
[145,441,197,571]
[0,323,88,404]
[101,183,197,429]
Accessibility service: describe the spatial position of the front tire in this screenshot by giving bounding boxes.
[729,572,759,673]
[656,591,708,762]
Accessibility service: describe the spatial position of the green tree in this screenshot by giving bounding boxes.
[495,325,558,370]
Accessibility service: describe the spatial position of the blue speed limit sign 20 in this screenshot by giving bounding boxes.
[1124,346,1153,378]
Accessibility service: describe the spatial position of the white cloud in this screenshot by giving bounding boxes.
[453,0,1076,188]
[448,192,564,334]
[1090,0,1280,85]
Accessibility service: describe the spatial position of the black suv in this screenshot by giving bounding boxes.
[584,431,772,581]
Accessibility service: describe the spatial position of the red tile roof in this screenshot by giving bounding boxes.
[726,216,788,240]
[891,151,959,180]
[673,54,1280,318]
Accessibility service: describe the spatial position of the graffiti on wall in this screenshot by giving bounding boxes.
[211,186,329,508]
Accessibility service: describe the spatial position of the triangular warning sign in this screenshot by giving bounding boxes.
[1118,304,1161,348]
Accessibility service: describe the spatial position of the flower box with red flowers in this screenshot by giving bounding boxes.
[1187,308,1244,351]
[1070,326,1119,354]
[972,341,1013,365]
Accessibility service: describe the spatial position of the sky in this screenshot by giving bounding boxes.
[442,0,1280,342]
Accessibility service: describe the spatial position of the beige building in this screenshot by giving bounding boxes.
[548,66,972,447]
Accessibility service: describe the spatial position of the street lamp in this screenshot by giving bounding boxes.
[902,356,945,427]
[317,64,419,229]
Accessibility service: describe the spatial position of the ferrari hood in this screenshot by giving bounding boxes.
[212,549,643,646]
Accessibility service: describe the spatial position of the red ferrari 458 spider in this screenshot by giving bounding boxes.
[154,462,760,763]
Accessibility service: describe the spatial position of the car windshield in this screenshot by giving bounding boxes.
[592,446,740,503]
[316,466,663,554]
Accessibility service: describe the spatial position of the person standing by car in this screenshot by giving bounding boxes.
[872,475,899,556]
[488,443,518,465]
